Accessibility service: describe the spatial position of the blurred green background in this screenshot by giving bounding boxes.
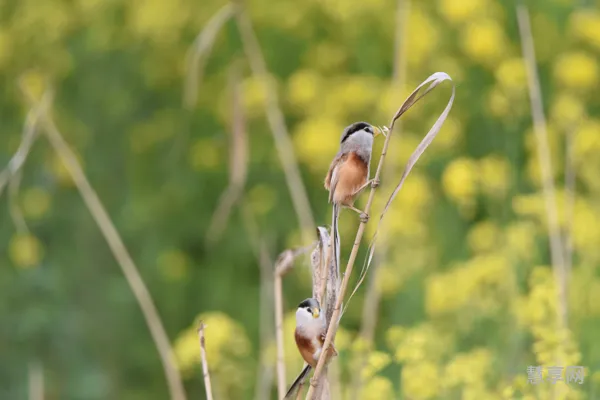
[1,0,600,399]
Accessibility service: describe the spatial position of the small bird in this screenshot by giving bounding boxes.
[324,122,382,270]
[284,298,337,399]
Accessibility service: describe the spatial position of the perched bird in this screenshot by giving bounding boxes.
[284,298,337,399]
[324,122,382,270]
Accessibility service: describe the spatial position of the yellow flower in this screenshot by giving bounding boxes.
[8,234,44,268]
[188,138,221,171]
[286,69,322,111]
[530,13,562,64]
[394,324,452,363]
[402,361,440,399]
[554,51,599,90]
[495,57,527,95]
[407,7,439,66]
[442,157,478,204]
[550,93,586,127]
[487,86,511,118]
[242,75,269,118]
[293,117,344,173]
[443,348,493,388]
[377,264,404,297]
[359,376,395,400]
[174,312,251,394]
[386,325,406,351]
[303,42,347,74]
[569,10,600,50]
[128,0,190,45]
[361,351,392,380]
[328,76,382,117]
[478,155,511,197]
[21,187,51,219]
[428,115,462,152]
[461,19,507,66]
[438,0,485,24]
[247,184,278,216]
[573,119,600,159]
[467,221,501,254]
[504,221,538,262]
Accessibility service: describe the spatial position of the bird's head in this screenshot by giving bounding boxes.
[296,297,322,326]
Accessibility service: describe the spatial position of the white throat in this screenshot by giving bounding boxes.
[296,308,325,337]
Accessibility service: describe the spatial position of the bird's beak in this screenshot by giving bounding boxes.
[312,308,320,318]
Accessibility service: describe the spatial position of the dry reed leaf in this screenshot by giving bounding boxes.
[346,72,456,312]
[205,60,249,245]
[183,4,235,109]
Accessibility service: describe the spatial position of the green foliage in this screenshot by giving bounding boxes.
[1,0,600,398]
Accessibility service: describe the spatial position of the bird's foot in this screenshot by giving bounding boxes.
[370,178,380,189]
[359,212,370,223]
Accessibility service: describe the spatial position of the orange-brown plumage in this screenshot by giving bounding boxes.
[294,329,338,368]
[324,152,369,206]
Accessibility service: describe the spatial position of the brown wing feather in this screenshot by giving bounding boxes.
[325,152,348,203]
[295,330,317,367]
[330,152,368,206]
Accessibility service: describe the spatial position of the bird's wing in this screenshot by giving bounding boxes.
[325,152,348,204]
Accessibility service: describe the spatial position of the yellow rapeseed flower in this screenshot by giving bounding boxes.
[402,361,440,399]
[573,118,600,159]
[293,117,344,173]
[394,323,452,363]
[461,19,507,66]
[174,312,251,394]
[22,187,51,219]
[443,348,493,388]
[495,57,527,95]
[360,351,392,380]
[286,69,322,111]
[188,138,221,171]
[467,221,502,254]
[303,42,347,74]
[242,75,269,118]
[478,155,511,198]
[569,10,600,50]
[407,8,439,66]
[438,0,485,24]
[359,376,395,400]
[328,76,382,117]
[247,184,278,216]
[550,93,586,127]
[442,157,478,204]
[504,221,538,262]
[128,0,190,45]
[487,86,511,118]
[554,51,599,90]
[8,233,43,268]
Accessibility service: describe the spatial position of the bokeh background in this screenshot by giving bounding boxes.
[1,0,600,399]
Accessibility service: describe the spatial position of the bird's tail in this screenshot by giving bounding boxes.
[283,364,312,399]
[331,203,340,276]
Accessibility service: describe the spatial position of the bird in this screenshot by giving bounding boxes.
[324,121,383,272]
[284,298,338,399]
